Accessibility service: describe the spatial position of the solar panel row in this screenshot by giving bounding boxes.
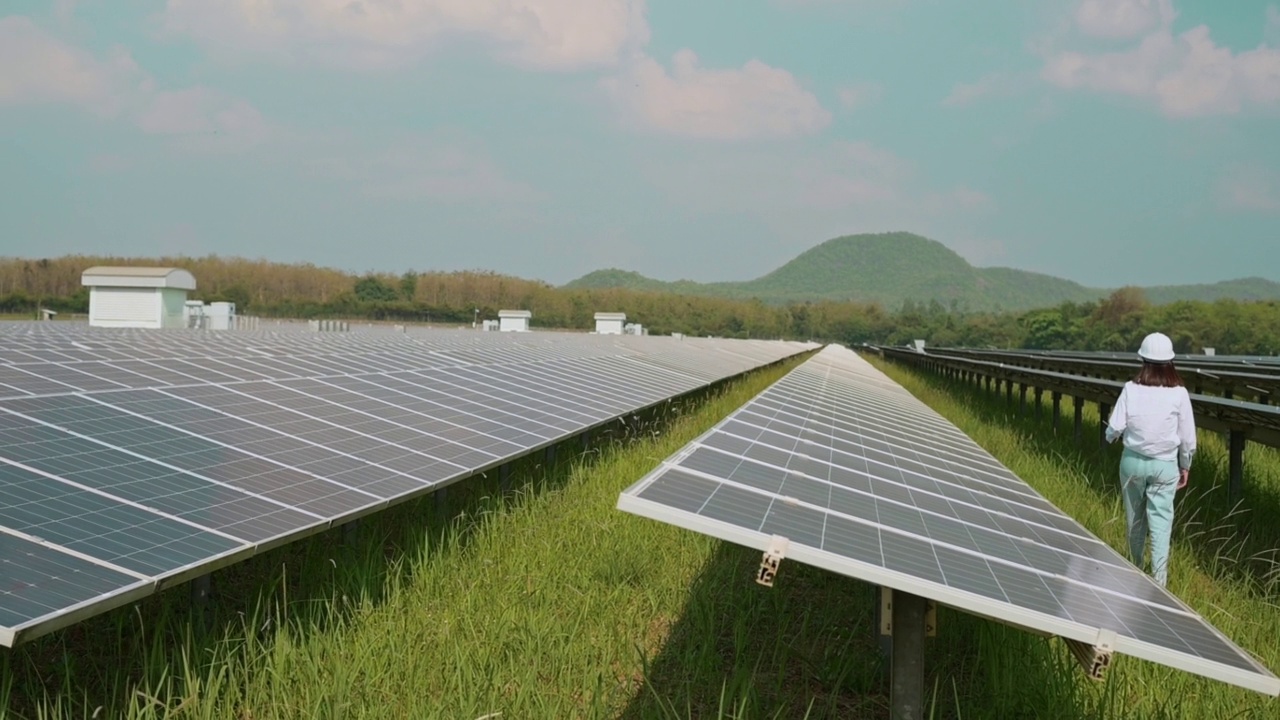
[0,323,815,647]
[617,345,1280,696]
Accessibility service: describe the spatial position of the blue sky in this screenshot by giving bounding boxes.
[1,0,1278,289]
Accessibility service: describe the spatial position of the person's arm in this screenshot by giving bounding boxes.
[1177,386,1196,487]
[1105,384,1128,444]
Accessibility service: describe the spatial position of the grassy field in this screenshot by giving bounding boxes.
[2,352,1278,719]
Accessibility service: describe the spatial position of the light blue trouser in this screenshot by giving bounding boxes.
[1119,449,1180,587]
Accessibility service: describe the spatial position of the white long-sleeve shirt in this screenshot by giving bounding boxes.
[1105,381,1197,468]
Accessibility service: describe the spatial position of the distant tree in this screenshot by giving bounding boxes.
[354,275,398,303]
[207,284,251,310]
[1094,286,1149,327]
[1022,309,1070,349]
[400,271,419,301]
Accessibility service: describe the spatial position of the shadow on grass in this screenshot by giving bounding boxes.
[0,369,783,720]
[905,368,1280,598]
[618,539,1104,720]
[618,542,887,720]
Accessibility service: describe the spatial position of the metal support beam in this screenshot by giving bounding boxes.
[874,585,894,663]
[545,444,556,467]
[1073,396,1084,444]
[191,573,211,606]
[1006,380,1014,407]
[1229,430,1246,504]
[343,519,360,545]
[1099,402,1111,449]
[499,463,511,493]
[1052,392,1062,433]
[1034,388,1043,421]
[435,486,448,522]
[890,589,928,720]
[1019,384,1027,416]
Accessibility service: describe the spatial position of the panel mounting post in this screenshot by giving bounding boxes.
[888,588,928,720]
[545,444,556,468]
[1228,430,1246,504]
[1073,396,1084,444]
[1019,384,1027,416]
[191,573,211,606]
[1051,392,1062,433]
[1099,402,1110,449]
[434,485,448,523]
[1034,387,1043,421]
[499,463,511,494]
[343,519,360,546]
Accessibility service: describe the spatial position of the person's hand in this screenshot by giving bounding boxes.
[1177,468,1189,490]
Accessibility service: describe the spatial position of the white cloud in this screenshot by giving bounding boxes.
[600,50,832,140]
[0,16,270,146]
[641,140,992,226]
[941,72,1044,108]
[160,0,650,71]
[1267,5,1280,46]
[0,16,139,115]
[136,87,267,139]
[312,132,541,203]
[1217,166,1280,212]
[160,1,829,146]
[1074,0,1175,40]
[837,82,881,110]
[942,73,1009,107]
[1043,13,1280,117]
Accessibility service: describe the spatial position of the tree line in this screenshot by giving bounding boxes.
[1,256,1277,356]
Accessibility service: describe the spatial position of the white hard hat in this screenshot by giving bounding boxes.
[1138,332,1175,362]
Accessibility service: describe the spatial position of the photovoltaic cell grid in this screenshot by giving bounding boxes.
[0,322,815,647]
[617,345,1280,696]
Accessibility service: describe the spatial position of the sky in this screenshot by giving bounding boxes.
[1,0,1278,289]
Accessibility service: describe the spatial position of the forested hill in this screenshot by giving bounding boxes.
[565,232,1280,311]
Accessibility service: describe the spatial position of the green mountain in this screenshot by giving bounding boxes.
[1143,277,1280,305]
[563,232,1280,312]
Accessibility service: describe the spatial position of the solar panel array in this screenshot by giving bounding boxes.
[0,322,814,647]
[617,345,1280,696]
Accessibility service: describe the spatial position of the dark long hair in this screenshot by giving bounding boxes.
[1134,360,1184,387]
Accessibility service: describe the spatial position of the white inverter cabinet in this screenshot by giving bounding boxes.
[81,266,197,329]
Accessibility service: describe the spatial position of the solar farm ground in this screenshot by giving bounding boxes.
[2,352,1278,719]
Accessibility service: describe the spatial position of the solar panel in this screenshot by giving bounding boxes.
[0,322,815,647]
[617,345,1280,697]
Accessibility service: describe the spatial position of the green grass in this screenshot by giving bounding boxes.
[3,351,1278,719]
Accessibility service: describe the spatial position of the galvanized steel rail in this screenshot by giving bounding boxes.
[923,347,1280,404]
[863,345,1280,503]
